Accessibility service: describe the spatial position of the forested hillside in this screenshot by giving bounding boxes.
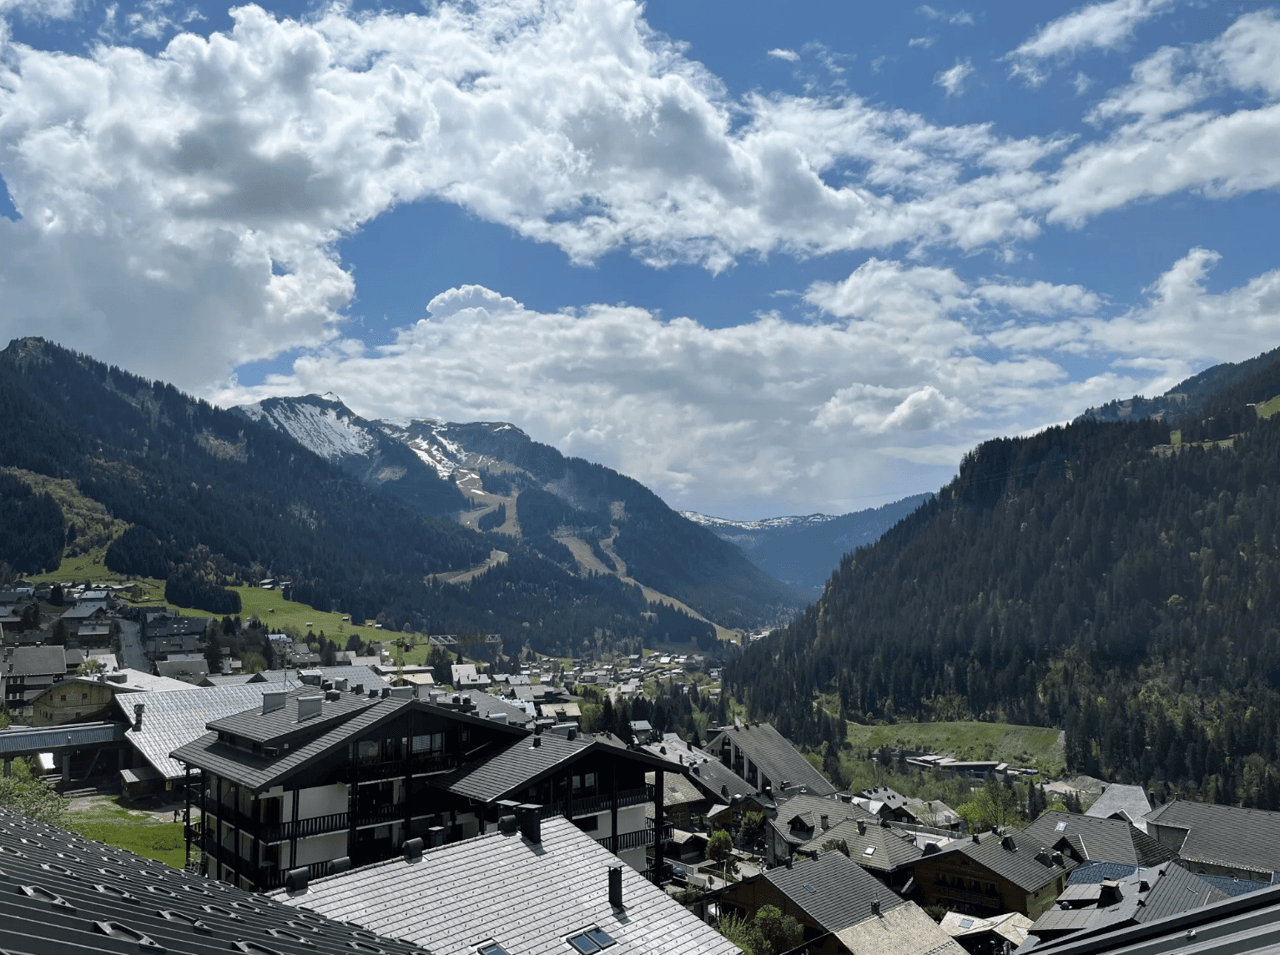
[726,349,1280,809]
[0,338,716,654]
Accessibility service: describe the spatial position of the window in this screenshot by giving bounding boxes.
[567,928,616,953]
[478,942,511,955]
[863,846,876,856]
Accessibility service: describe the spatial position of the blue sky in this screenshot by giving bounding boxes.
[1,0,1279,519]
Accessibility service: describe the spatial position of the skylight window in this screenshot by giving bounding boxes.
[478,943,512,955]
[1055,822,1067,831]
[864,846,877,856]
[567,927,616,953]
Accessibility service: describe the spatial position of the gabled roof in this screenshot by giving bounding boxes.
[116,681,377,781]
[1023,812,1176,868]
[0,807,432,955]
[271,815,741,955]
[173,696,528,793]
[928,830,1075,892]
[772,793,876,846]
[704,722,837,796]
[799,816,924,872]
[437,730,674,804]
[207,689,376,745]
[646,770,704,808]
[838,900,968,955]
[54,668,190,694]
[763,849,904,932]
[1087,785,1154,832]
[1144,800,1280,877]
[5,645,69,676]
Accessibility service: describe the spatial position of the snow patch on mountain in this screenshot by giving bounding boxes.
[240,396,377,459]
[681,511,839,531]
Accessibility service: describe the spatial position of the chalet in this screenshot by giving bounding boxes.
[271,814,742,955]
[797,816,925,890]
[1087,784,1155,832]
[768,792,877,864]
[720,849,962,955]
[1,644,76,715]
[704,721,838,797]
[913,830,1075,919]
[171,686,685,890]
[1021,811,1177,869]
[29,667,188,726]
[1144,800,1280,883]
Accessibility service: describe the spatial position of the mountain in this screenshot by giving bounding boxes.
[685,494,933,595]
[0,338,767,653]
[726,346,1280,809]
[235,394,468,517]
[240,396,804,631]
[1077,344,1280,423]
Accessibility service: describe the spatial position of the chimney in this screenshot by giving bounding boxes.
[331,856,351,874]
[608,866,624,908]
[820,814,829,830]
[262,690,287,715]
[1001,835,1016,851]
[498,815,519,834]
[872,898,881,917]
[403,838,424,861]
[336,678,349,691]
[518,804,541,844]
[1099,881,1123,906]
[325,690,341,702]
[297,696,323,721]
[284,867,309,893]
[132,703,144,732]
[857,820,866,835]
[427,826,447,848]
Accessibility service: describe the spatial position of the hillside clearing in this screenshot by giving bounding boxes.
[844,720,1065,776]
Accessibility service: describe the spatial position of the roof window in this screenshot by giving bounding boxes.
[567,927,616,953]
[478,943,512,955]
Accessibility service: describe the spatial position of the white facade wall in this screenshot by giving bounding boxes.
[293,832,347,866]
[297,783,348,820]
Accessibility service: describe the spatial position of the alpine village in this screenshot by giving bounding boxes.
[7,334,1280,955]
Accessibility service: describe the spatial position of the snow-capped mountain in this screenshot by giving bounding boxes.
[688,494,933,595]
[234,395,469,518]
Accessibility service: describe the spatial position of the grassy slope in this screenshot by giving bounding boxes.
[66,798,186,869]
[844,720,1065,775]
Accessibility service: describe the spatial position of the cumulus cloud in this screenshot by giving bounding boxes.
[767,48,799,61]
[935,59,974,96]
[1008,0,1176,85]
[919,5,973,26]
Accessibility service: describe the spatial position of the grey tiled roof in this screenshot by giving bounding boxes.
[0,807,432,955]
[271,814,743,955]
[687,755,756,802]
[1138,864,1229,922]
[705,722,837,796]
[1068,861,1140,884]
[438,732,596,802]
[773,792,877,846]
[173,697,403,792]
[5,645,69,676]
[799,816,924,872]
[1087,784,1154,832]
[207,689,376,744]
[1023,812,1176,867]
[838,900,968,955]
[764,849,904,932]
[936,830,1075,892]
[116,681,353,781]
[1145,800,1280,876]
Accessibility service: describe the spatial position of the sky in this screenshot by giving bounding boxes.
[1,0,1279,520]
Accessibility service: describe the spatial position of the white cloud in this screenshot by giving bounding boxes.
[919,5,973,26]
[909,36,936,49]
[768,48,799,62]
[0,0,77,19]
[935,59,974,96]
[1008,0,1176,86]
[0,0,1062,392]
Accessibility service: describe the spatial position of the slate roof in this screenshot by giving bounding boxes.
[271,814,742,955]
[763,849,904,932]
[1087,785,1154,832]
[173,697,402,792]
[59,669,190,694]
[1138,864,1229,923]
[1023,884,1280,955]
[1023,812,1176,867]
[705,722,837,796]
[202,665,385,689]
[838,900,968,955]
[1068,861,1140,885]
[0,807,432,955]
[646,769,704,808]
[207,689,376,744]
[5,645,69,677]
[772,792,877,848]
[798,816,924,872]
[941,911,1033,946]
[688,757,759,803]
[933,830,1075,892]
[116,681,369,781]
[1145,800,1280,877]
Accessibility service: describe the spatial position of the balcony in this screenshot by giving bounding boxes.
[258,811,350,845]
[341,751,460,782]
[596,822,672,855]
[538,786,652,820]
